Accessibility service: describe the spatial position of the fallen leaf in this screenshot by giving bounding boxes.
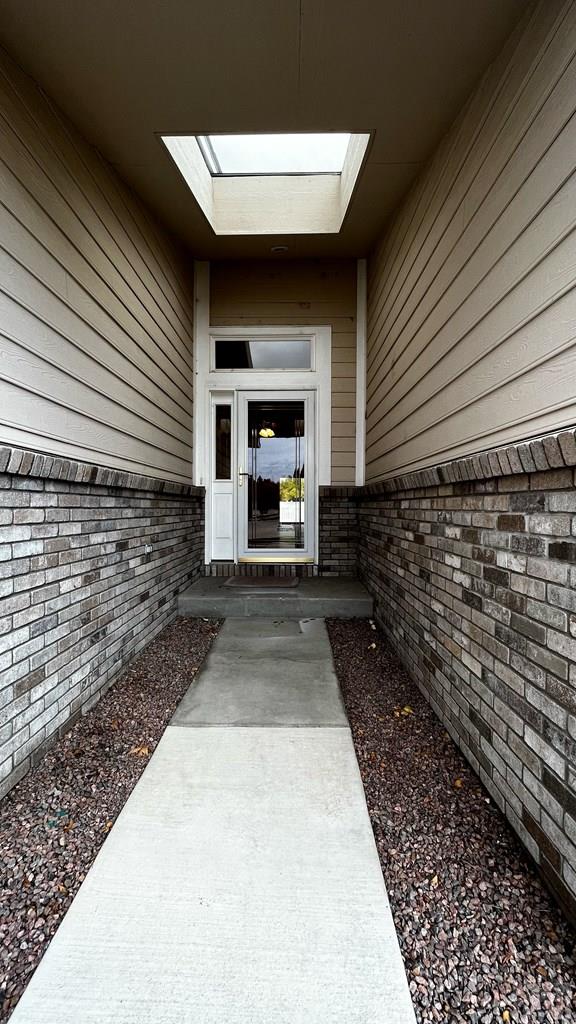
[454,778,463,789]
[104,821,113,832]
[502,1011,510,1022]
[430,875,439,888]
[129,744,150,757]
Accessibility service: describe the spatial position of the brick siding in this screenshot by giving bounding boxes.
[3,430,576,927]
[0,446,204,799]
[204,563,318,577]
[357,451,576,926]
[318,486,358,576]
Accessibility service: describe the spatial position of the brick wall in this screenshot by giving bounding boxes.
[318,487,358,576]
[357,433,576,926]
[0,446,204,799]
[204,563,318,577]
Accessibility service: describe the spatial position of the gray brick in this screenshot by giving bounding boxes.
[525,683,566,728]
[531,469,573,490]
[511,574,546,599]
[526,598,567,631]
[510,612,546,644]
[0,465,204,800]
[523,726,565,780]
[12,540,44,558]
[549,492,576,513]
[523,767,563,825]
[529,514,571,536]
[548,584,576,613]
[527,557,568,584]
[518,445,537,473]
[547,629,576,662]
[542,436,564,468]
[557,430,576,466]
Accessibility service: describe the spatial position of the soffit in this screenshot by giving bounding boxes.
[0,0,529,258]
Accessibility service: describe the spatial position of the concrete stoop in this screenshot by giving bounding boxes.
[178,576,374,619]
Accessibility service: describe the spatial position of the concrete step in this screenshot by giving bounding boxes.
[178,576,373,619]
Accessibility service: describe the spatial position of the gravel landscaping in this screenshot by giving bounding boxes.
[0,616,220,1022]
[327,618,576,1024]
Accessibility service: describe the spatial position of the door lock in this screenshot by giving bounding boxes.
[238,466,250,487]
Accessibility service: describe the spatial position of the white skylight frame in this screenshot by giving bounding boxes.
[161,132,371,236]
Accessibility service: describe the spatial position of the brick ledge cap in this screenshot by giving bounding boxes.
[359,427,576,496]
[0,445,203,497]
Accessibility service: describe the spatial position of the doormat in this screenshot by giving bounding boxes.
[223,576,300,589]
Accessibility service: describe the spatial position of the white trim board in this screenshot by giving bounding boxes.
[355,258,367,487]
[193,261,210,487]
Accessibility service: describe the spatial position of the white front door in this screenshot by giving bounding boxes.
[237,390,315,562]
[208,389,316,563]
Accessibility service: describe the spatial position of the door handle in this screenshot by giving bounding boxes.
[238,466,250,487]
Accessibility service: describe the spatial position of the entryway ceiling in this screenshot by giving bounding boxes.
[0,0,528,258]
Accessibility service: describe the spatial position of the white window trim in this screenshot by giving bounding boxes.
[194,321,332,565]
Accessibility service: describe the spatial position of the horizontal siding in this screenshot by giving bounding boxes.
[210,259,357,485]
[0,48,195,483]
[365,0,576,481]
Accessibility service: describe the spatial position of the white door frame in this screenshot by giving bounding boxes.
[195,325,332,564]
[236,389,315,562]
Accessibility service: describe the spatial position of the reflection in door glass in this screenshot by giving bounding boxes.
[247,401,305,550]
[214,404,231,480]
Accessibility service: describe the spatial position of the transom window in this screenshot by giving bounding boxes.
[214,337,312,371]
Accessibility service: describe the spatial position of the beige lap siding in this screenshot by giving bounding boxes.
[365,0,576,482]
[0,48,195,483]
[210,259,357,486]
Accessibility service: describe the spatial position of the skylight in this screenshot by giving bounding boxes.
[197,133,351,175]
[160,131,371,235]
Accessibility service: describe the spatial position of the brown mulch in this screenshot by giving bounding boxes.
[327,618,576,1024]
[0,616,220,1022]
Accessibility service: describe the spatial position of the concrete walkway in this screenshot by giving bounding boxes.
[11,618,416,1024]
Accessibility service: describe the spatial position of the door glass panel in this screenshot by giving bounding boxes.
[214,404,231,480]
[215,338,311,370]
[246,401,305,550]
